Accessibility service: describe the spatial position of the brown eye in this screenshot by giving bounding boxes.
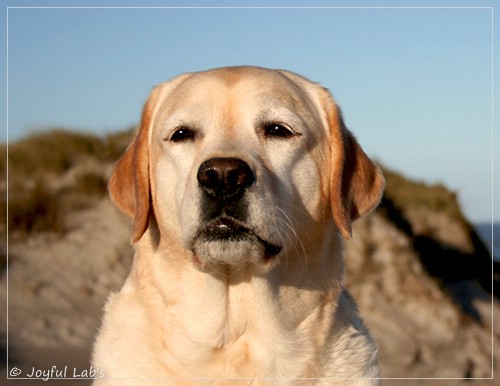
[170,126,196,142]
[263,123,295,139]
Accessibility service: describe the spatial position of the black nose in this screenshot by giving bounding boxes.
[197,158,255,199]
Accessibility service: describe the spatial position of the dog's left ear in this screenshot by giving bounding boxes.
[108,86,162,243]
[324,93,385,239]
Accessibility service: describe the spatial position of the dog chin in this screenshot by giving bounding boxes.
[190,217,282,270]
[192,239,281,270]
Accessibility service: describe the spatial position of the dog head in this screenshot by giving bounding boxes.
[109,66,384,269]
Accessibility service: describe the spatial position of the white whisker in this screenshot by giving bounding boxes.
[274,207,309,272]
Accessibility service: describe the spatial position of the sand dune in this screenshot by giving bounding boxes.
[1,141,497,384]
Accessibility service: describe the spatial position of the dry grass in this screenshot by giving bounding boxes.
[1,128,465,239]
[7,178,64,234]
[0,128,133,179]
[382,167,464,220]
[1,128,134,237]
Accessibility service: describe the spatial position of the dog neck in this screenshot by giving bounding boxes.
[126,225,345,379]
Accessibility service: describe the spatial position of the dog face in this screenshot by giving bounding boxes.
[109,66,384,270]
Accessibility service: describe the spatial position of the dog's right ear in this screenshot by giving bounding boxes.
[108,86,162,243]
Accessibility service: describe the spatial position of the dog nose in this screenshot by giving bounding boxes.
[197,158,254,199]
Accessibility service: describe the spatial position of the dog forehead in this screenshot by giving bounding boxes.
[164,67,314,113]
[189,66,298,89]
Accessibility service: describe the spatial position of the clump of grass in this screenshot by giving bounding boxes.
[6,179,64,234]
[73,172,109,196]
[3,129,105,178]
[0,127,134,180]
[1,127,134,237]
[382,167,463,220]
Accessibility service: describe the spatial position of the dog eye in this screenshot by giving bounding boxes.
[170,126,196,142]
[263,123,295,139]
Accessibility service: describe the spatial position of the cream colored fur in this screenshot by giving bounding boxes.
[92,66,384,385]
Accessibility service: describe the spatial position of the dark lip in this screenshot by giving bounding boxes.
[197,216,282,257]
[205,216,248,239]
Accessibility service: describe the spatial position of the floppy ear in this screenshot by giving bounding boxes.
[325,95,385,239]
[108,87,162,243]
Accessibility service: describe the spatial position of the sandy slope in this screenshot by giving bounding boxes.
[1,197,498,385]
[2,199,131,385]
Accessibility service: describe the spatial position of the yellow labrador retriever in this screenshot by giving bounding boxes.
[92,66,384,385]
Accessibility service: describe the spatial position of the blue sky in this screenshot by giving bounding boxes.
[1,0,498,223]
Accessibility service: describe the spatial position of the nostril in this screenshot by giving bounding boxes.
[197,168,220,195]
[197,158,255,199]
[226,167,253,193]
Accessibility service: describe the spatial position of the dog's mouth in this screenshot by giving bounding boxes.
[204,216,249,240]
[206,217,281,254]
[191,216,282,267]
